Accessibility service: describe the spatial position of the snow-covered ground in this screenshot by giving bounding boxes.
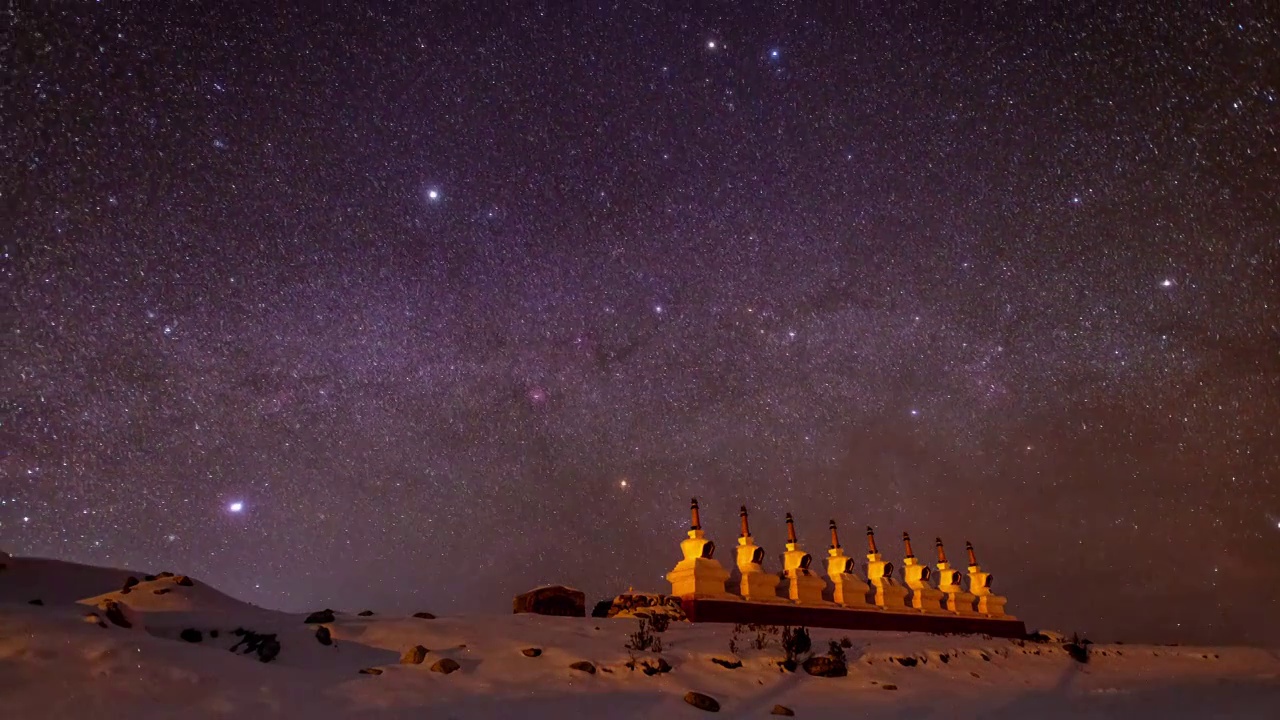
[2,555,1278,719]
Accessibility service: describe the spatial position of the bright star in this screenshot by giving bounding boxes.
[1161,279,1173,287]
[620,479,628,489]
[770,49,780,59]
[228,501,244,513]
[427,189,440,200]
[707,40,717,50]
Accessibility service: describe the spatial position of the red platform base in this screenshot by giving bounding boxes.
[680,597,1027,639]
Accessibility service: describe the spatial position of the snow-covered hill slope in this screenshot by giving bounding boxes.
[1,554,1278,719]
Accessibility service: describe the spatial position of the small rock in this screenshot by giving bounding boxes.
[143,574,157,581]
[256,636,281,663]
[894,656,918,667]
[971,672,981,678]
[82,613,108,628]
[412,612,436,619]
[315,626,333,646]
[123,576,140,589]
[157,571,174,578]
[431,658,461,674]
[210,629,219,638]
[1063,642,1089,664]
[304,609,336,624]
[119,587,132,595]
[802,655,847,678]
[230,630,280,663]
[401,645,428,664]
[100,600,132,628]
[522,647,543,657]
[882,684,898,691]
[710,657,742,670]
[641,657,672,676]
[358,667,383,675]
[569,660,597,675]
[590,599,613,618]
[683,691,720,712]
[771,705,795,717]
[153,588,172,595]
[179,628,203,643]
[27,598,43,606]
[357,610,374,617]
[175,575,194,587]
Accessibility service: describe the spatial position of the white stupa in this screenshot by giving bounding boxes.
[824,520,872,608]
[733,506,785,602]
[934,538,977,615]
[865,526,909,610]
[665,498,731,599]
[965,541,1012,618]
[901,532,945,613]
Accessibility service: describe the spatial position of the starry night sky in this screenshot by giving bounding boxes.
[5,2,1278,645]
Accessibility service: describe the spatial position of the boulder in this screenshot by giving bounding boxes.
[174,575,194,587]
[590,599,613,618]
[157,571,175,578]
[400,645,428,664]
[431,658,461,675]
[641,657,672,676]
[358,667,383,675]
[99,599,132,628]
[882,684,898,691]
[771,706,795,717]
[521,647,543,657]
[512,585,586,617]
[27,598,43,606]
[1030,630,1066,643]
[143,574,157,581]
[802,655,847,678]
[230,630,281,663]
[710,657,742,670]
[569,660,597,675]
[82,613,108,628]
[683,691,720,712]
[602,592,688,621]
[315,626,333,646]
[357,610,374,617]
[123,576,140,589]
[153,588,172,595]
[179,628,203,643]
[304,609,336,624]
[412,611,436,620]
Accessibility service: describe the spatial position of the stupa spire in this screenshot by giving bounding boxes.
[829,520,841,549]
[866,526,879,554]
[739,505,751,537]
[690,497,702,531]
[785,513,798,544]
[966,540,978,566]
[935,537,947,564]
[903,531,915,559]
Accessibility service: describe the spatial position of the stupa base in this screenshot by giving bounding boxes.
[680,597,1026,638]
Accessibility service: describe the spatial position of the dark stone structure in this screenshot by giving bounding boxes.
[511,585,586,617]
